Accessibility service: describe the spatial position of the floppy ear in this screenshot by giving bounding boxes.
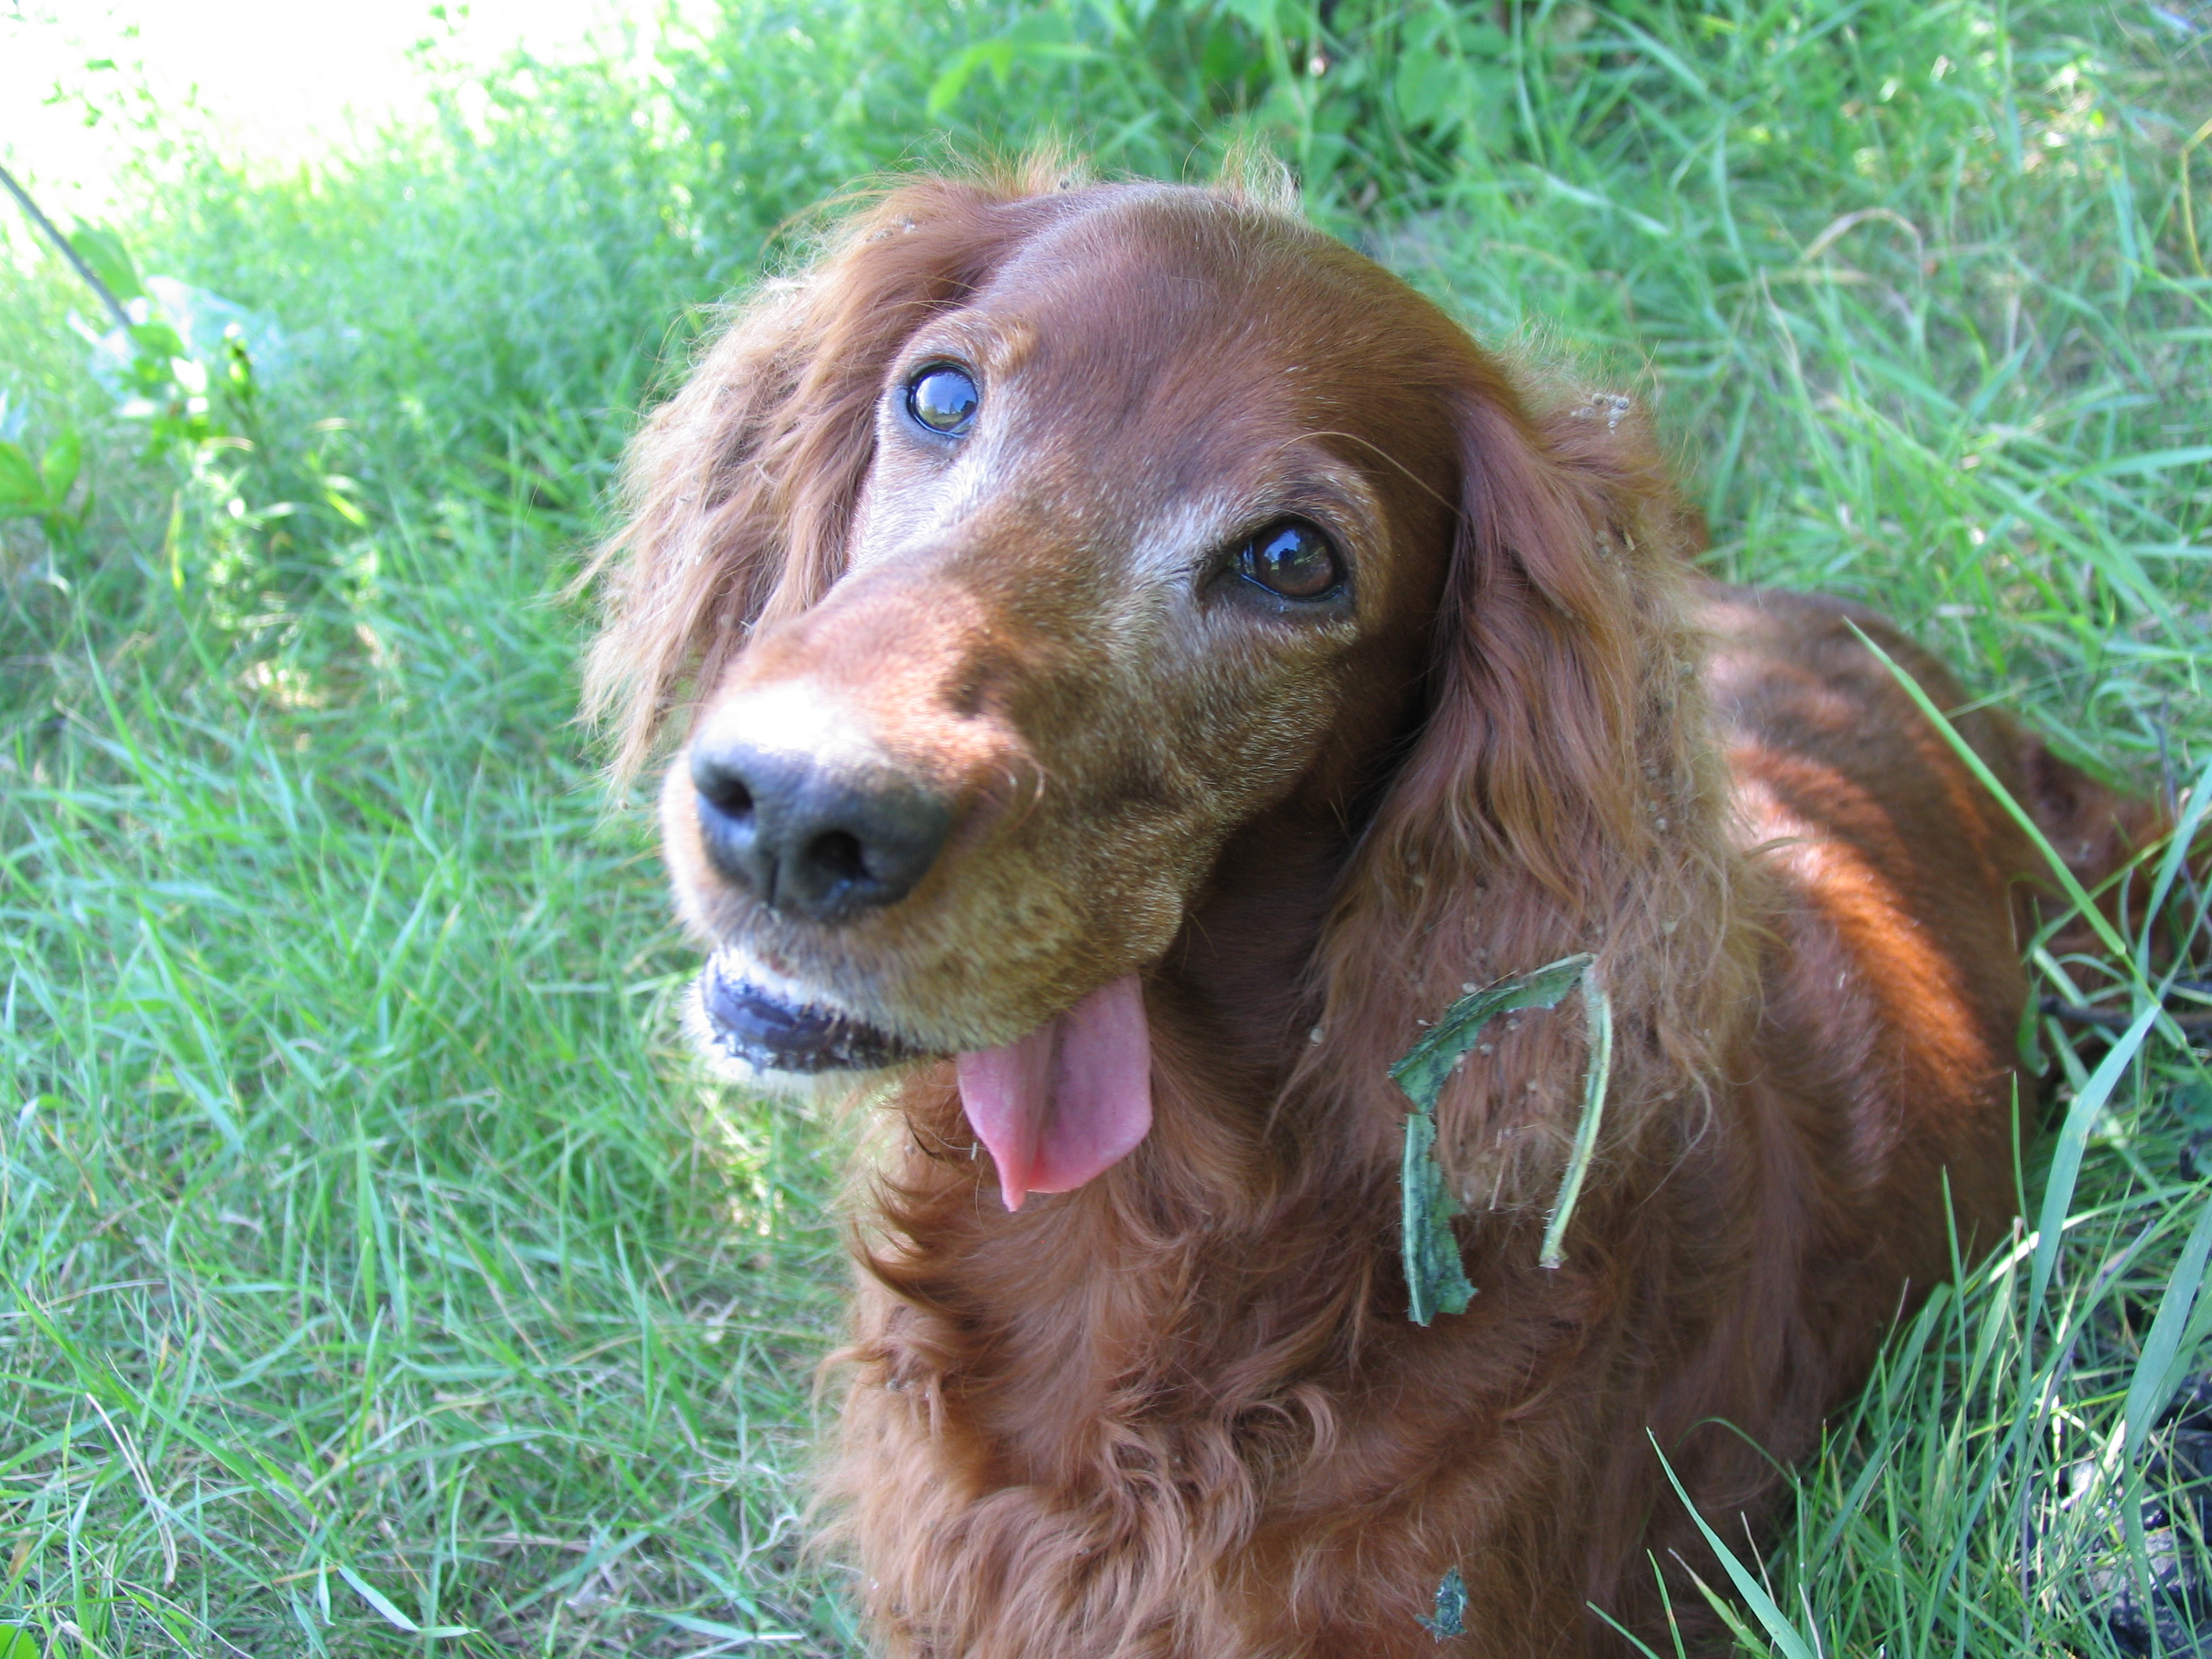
[580,166,1081,783]
[1308,378,1747,1210]
[1392,383,1704,903]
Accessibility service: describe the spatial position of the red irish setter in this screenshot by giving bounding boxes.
[583,161,2159,1656]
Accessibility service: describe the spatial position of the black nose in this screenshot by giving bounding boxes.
[691,742,954,923]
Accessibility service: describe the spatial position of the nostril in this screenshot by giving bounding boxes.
[807,829,868,884]
[692,752,757,820]
[691,747,772,897]
[705,776,754,819]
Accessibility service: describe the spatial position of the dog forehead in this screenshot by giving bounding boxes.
[910,201,1408,523]
[981,196,1363,375]
[970,195,1461,483]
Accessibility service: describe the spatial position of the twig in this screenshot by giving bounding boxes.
[2040,996,2212,1036]
[0,161,134,333]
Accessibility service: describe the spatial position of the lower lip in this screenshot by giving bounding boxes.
[698,953,923,1073]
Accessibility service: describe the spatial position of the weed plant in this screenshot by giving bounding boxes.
[1,1,2207,1653]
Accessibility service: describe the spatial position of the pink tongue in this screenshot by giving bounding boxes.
[954,975,1153,1212]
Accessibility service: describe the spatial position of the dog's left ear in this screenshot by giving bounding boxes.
[1312,380,1727,1202]
[1364,380,1704,916]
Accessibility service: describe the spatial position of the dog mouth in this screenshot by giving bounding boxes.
[696,950,927,1073]
[692,948,1156,1213]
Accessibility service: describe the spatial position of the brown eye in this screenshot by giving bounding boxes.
[905,365,979,435]
[1235,520,1343,600]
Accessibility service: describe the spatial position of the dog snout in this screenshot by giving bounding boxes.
[691,739,954,924]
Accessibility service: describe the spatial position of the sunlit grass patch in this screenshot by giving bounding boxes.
[1,491,861,1652]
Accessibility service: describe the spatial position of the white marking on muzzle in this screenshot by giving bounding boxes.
[691,677,894,775]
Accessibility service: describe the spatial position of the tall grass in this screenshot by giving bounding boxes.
[1,1,2207,1652]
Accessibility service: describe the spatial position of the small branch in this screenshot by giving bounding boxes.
[0,161,134,333]
[2041,996,2212,1037]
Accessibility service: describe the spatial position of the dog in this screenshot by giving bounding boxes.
[582,160,2163,1657]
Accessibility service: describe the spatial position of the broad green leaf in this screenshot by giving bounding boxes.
[927,16,1090,115]
[0,1626,43,1659]
[929,41,1012,114]
[2177,1078,2212,1132]
[127,319,187,361]
[1394,52,1462,131]
[0,441,43,511]
[1456,20,1509,55]
[1401,1107,1475,1324]
[66,222,144,301]
[40,428,81,504]
[1391,953,1590,1112]
[1003,12,1077,47]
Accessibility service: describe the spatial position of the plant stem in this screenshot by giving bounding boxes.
[0,162,134,333]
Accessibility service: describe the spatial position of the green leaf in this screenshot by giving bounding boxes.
[1401,1106,1476,1324]
[337,1564,477,1635]
[1216,0,1282,32]
[2123,1191,2212,1461]
[40,428,82,504]
[926,16,1090,115]
[1390,953,1590,1112]
[2069,445,2212,481]
[1646,1433,1822,1659]
[928,41,1013,114]
[1850,622,2131,962]
[1394,52,1462,131]
[1458,20,1510,56]
[1393,954,1601,1320]
[0,441,43,511]
[1003,12,1078,47]
[127,319,187,361]
[1538,964,1613,1270]
[66,222,144,302]
[0,1626,43,1659]
[2029,1002,2159,1318]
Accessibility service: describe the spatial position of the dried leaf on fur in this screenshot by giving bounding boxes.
[1418,1565,1469,1640]
[1400,1106,1475,1325]
[1392,954,1603,1322]
[1539,965,1614,1271]
[1389,953,1591,1113]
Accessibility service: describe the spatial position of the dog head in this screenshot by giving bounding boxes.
[587,164,1696,1209]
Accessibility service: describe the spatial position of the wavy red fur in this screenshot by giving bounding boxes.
[583,157,2165,1656]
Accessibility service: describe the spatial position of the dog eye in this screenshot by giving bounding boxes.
[905,365,979,436]
[1235,520,1343,601]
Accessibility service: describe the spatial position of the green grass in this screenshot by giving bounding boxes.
[1,0,2208,1653]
